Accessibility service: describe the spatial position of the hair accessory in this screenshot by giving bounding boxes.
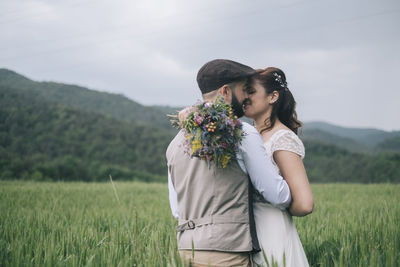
[273,72,288,91]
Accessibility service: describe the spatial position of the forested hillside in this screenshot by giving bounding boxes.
[0,77,174,182]
[299,128,369,153]
[305,121,400,148]
[303,141,400,183]
[376,135,400,152]
[0,69,173,130]
[1,68,399,183]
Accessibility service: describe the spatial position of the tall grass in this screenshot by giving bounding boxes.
[0,182,399,266]
[296,184,400,266]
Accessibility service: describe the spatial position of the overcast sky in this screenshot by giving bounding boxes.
[1,0,399,130]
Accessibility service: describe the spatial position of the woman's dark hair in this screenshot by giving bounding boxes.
[254,67,302,135]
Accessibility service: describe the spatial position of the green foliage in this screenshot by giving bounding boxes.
[0,68,174,130]
[296,184,400,266]
[299,128,369,153]
[0,181,185,266]
[303,141,400,183]
[0,182,399,266]
[1,68,399,183]
[304,121,400,148]
[377,135,400,152]
[0,83,173,182]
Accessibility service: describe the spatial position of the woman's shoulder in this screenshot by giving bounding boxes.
[270,128,305,158]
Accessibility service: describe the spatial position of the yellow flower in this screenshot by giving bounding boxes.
[220,155,231,168]
[191,139,202,154]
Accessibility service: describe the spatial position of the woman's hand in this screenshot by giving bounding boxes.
[274,150,314,217]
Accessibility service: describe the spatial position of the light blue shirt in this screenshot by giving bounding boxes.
[168,122,292,219]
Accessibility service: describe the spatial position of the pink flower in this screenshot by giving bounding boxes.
[194,115,204,125]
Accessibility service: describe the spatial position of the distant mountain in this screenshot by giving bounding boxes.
[377,135,400,152]
[299,128,369,153]
[302,140,400,183]
[235,120,400,153]
[1,68,399,183]
[304,121,400,148]
[0,69,174,131]
[0,70,174,182]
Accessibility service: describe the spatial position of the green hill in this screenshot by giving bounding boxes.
[299,128,369,153]
[1,68,399,183]
[0,78,174,182]
[303,141,400,183]
[304,121,400,147]
[377,135,400,152]
[0,69,174,131]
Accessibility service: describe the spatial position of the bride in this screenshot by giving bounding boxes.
[243,67,314,267]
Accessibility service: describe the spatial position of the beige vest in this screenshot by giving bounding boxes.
[166,130,260,252]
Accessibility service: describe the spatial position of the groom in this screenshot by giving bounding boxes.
[166,59,292,267]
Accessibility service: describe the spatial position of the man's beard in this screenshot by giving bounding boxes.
[231,91,244,118]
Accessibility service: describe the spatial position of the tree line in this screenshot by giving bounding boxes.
[1,71,399,183]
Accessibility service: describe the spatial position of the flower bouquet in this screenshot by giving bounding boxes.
[170,96,245,168]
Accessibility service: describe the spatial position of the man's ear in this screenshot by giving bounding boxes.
[218,85,231,98]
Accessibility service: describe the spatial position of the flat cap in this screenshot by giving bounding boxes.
[196,59,256,94]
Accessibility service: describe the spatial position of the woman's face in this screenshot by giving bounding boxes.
[243,79,274,119]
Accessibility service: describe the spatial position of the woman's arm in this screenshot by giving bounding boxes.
[273,150,314,216]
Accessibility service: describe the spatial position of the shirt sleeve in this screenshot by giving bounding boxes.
[238,122,292,209]
[168,169,179,219]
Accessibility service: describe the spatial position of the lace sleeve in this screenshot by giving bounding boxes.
[271,130,305,159]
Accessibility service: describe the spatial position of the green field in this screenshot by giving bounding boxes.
[1,182,399,267]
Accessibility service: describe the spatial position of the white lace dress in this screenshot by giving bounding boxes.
[252,129,309,267]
